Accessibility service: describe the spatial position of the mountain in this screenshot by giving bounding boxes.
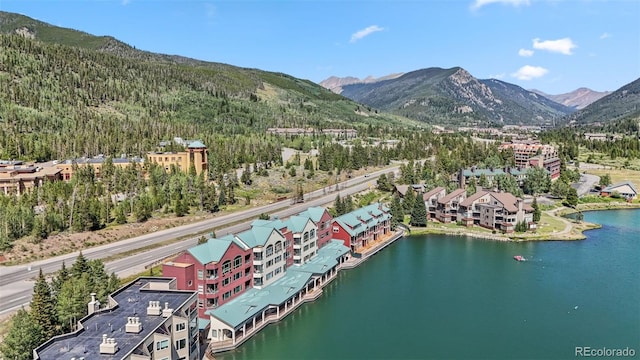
[319,73,404,94]
[0,11,422,161]
[337,67,576,126]
[564,78,640,125]
[530,88,611,110]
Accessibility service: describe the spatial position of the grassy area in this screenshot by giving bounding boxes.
[583,168,640,188]
[536,213,567,235]
[578,147,640,171]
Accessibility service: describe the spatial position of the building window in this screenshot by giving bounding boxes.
[333,226,339,233]
[197,270,203,280]
[275,241,282,253]
[233,256,242,269]
[245,254,251,263]
[176,322,186,331]
[176,338,186,350]
[310,229,316,238]
[187,280,192,287]
[222,277,230,286]
[233,285,242,294]
[274,255,282,263]
[266,245,274,257]
[223,291,232,300]
[233,272,241,280]
[222,260,231,274]
[157,339,169,350]
[303,232,309,242]
[266,259,274,267]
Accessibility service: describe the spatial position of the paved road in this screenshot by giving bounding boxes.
[0,166,398,315]
[573,173,600,197]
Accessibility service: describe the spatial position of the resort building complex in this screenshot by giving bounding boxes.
[162,203,396,355]
[34,277,200,360]
[0,160,62,195]
[459,190,535,232]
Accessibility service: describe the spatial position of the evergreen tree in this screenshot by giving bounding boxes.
[71,251,89,278]
[600,173,611,187]
[403,189,416,214]
[334,194,345,216]
[478,173,489,188]
[30,269,57,338]
[390,194,404,229]
[376,173,392,192]
[0,308,45,360]
[51,261,69,298]
[343,195,354,213]
[410,194,427,227]
[565,187,579,207]
[532,197,541,222]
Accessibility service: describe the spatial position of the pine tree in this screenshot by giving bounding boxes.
[532,197,541,222]
[403,189,416,214]
[334,194,345,216]
[30,269,57,338]
[410,194,427,227]
[71,251,89,278]
[0,308,45,360]
[390,194,404,229]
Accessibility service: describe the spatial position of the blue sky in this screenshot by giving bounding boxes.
[1,0,638,94]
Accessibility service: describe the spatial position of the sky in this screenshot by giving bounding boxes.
[0,0,639,94]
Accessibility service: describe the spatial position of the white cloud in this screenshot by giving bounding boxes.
[518,48,534,57]
[511,65,548,80]
[532,37,577,55]
[471,0,530,10]
[599,32,611,39]
[350,25,384,43]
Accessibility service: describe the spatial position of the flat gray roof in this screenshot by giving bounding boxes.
[35,277,195,360]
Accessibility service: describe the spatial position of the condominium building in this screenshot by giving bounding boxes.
[331,203,392,253]
[34,277,199,360]
[435,189,467,223]
[423,186,446,220]
[297,207,334,248]
[458,190,535,232]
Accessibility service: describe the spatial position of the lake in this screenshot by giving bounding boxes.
[217,209,640,360]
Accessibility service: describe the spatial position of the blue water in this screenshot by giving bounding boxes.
[218,209,640,360]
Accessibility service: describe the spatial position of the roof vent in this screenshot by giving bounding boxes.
[162,302,173,318]
[125,316,143,333]
[99,334,118,354]
[147,301,161,316]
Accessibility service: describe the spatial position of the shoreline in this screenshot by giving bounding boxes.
[407,202,640,242]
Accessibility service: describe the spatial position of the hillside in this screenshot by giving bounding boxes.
[338,67,575,126]
[530,88,611,110]
[564,78,640,125]
[0,11,422,163]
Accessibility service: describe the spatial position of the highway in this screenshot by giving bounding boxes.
[0,166,399,316]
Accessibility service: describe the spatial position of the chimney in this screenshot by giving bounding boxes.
[147,301,161,316]
[87,293,100,315]
[162,302,173,318]
[125,317,143,333]
[99,334,118,354]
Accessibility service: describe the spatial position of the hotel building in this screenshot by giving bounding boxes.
[331,203,392,253]
[0,161,62,195]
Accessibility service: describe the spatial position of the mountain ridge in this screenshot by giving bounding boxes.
[335,67,576,126]
[529,88,611,110]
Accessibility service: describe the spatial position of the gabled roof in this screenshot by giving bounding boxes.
[489,192,519,212]
[188,238,234,265]
[394,184,410,196]
[333,203,391,236]
[460,190,489,207]
[603,181,638,194]
[297,206,329,223]
[423,186,446,200]
[285,215,314,232]
[438,188,466,204]
[235,226,282,248]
